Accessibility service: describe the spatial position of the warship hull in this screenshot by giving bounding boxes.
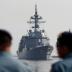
[18,46,52,60]
[18,5,53,60]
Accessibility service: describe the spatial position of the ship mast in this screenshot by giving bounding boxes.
[34,4,39,31]
[28,5,45,32]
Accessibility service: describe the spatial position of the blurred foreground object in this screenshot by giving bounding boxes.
[0,29,32,72]
[51,31,72,72]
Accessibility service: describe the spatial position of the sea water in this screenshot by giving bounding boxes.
[17,57,59,72]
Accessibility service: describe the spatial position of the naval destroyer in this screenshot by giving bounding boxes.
[17,5,53,60]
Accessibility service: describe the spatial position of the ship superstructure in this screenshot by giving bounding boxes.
[17,5,53,60]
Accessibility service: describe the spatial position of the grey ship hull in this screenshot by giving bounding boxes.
[18,46,52,60]
[18,5,53,60]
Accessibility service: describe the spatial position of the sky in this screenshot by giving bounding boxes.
[0,0,72,55]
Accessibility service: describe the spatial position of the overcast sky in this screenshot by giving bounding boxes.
[0,0,72,55]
